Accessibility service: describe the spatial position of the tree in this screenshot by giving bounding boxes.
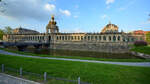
[0,29,4,40]
[3,26,13,34]
[146,32,150,44]
[0,0,6,13]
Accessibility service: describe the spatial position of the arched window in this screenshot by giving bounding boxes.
[62,36,64,40]
[109,36,111,41]
[56,36,59,40]
[84,36,86,40]
[95,36,97,40]
[103,36,106,40]
[68,36,70,40]
[113,36,116,41]
[81,36,83,40]
[71,36,73,40]
[99,36,101,40]
[118,36,120,41]
[74,36,77,40]
[78,36,80,40]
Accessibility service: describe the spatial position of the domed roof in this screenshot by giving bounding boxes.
[13,27,39,34]
[101,22,119,33]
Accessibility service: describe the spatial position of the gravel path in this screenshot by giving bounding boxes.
[0,50,150,67]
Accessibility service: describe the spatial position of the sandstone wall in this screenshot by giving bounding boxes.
[50,42,130,53]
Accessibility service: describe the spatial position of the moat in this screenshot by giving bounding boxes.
[6,47,142,59]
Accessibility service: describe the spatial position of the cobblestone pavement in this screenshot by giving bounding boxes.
[0,50,150,67]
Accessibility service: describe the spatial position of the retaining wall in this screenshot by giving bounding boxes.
[50,42,130,53]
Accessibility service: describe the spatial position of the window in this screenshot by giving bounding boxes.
[95,36,97,40]
[113,36,116,41]
[118,36,120,41]
[75,36,77,40]
[109,36,111,41]
[103,36,106,40]
[62,36,64,40]
[56,36,59,40]
[68,36,70,40]
[78,36,80,40]
[71,36,73,40]
[99,36,101,40]
[81,36,83,40]
[84,36,87,40]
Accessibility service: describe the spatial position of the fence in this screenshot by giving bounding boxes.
[1,64,90,84]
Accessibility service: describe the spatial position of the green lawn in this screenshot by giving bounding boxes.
[0,54,150,84]
[1,48,150,62]
[131,46,150,55]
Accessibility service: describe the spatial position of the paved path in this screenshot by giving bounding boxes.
[0,73,40,84]
[0,50,150,67]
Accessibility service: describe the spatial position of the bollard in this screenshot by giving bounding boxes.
[78,77,80,84]
[44,72,47,82]
[20,67,22,77]
[1,64,4,72]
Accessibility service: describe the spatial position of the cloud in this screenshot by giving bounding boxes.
[101,14,108,19]
[44,3,55,12]
[0,0,56,21]
[75,5,79,9]
[106,0,115,5]
[141,20,150,25]
[118,0,137,11]
[59,9,71,16]
[73,15,79,18]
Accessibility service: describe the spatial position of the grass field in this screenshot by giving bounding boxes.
[1,48,150,62]
[0,54,150,84]
[131,46,150,55]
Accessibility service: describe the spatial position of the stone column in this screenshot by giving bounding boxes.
[116,35,118,42]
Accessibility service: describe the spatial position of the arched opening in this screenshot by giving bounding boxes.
[118,36,120,41]
[109,36,111,41]
[113,36,116,42]
[103,36,106,41]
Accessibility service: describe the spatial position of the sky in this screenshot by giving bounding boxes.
[0,0,150,33]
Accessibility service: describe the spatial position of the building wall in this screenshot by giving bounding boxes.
[50,41,130,53]
[3,33,135,53]
[49,33,131,53]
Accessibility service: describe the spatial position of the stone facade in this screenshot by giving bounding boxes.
[2,16,142,53]
[129,30,150,42]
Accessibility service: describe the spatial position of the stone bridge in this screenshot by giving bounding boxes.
[0,42,50,51]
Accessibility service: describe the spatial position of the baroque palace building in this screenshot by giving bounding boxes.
[3,15,143,53]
